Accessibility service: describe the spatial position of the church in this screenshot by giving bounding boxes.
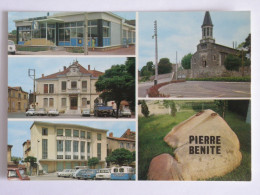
[191,11,239,78]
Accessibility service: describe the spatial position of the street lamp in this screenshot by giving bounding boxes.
[153,20,158,86]
[36,139,40,175]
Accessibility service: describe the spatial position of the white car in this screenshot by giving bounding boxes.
[59,169,76,178]
[36,108,47,116]
[26,109,36,116]
[120,108,131,118]
[48,109,59,116]
[8,40,16,55]
[96,168,111,180]
[82,109,90,117]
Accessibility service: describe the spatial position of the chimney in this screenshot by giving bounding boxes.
[63,66,66,71]
[126,129,130,135]
[42,74,44,78]
[109,132,113,137]
[88,65,90,70]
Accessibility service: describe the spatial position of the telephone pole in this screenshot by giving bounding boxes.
[153,20,158,85]
[28,69,36,109]
[176,51,178,80]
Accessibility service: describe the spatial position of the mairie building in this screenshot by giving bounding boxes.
[35,60,103,114]
[28,121,108,173]
[14,12,135,49]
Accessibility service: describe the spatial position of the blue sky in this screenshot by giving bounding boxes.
[8,57,128,93]
[8,12,135,32]
[138,11,250,70]
[8,121,136,158]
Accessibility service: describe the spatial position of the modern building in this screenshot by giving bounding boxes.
[8,86,28,112]
[14,12,135,49]
[107,129,135,155]
[27,121,108,173]
[35,60,103,114]
[191,11,240,78]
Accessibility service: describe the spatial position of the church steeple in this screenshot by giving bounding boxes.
[200,11,215,43]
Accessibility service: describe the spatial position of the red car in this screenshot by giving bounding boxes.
[7,168,30,180]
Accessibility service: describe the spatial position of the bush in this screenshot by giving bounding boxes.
[181,53,192,69]
[224,54,242,71]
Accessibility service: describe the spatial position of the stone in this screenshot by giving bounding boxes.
[148,109,242,180]
[147,153,183,180]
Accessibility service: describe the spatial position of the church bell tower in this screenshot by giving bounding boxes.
[200,11,215,43]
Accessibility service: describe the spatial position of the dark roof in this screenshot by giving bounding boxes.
[125,20,135,26]
[38,61,104,80]
[202,11,213,27]
[107,137,135,142]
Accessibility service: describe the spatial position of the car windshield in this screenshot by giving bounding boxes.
[19,169,26,177]
[99,169,109,173]
[87,170,95,174]
[8,40,14,45]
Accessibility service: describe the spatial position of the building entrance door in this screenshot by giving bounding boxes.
[70,96,78,110]
[18,102,21,111]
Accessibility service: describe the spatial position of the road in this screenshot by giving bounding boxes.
[138,77,172,97]
[158,81,251,98]
[8,113,135,119]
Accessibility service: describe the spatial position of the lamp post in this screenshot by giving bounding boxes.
[153,20,158,85]
[28,69,36,109]
[36,139,40,175]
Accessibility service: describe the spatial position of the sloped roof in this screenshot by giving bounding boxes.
[107,137,135,142]
[8,86,28,94]
[38,61,104,80]
[202,11,213,27]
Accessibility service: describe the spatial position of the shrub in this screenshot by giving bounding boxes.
[224,54,242,71]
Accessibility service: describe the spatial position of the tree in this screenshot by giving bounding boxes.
[158,58,172,74]
[106,148,134,166]
[243,33,251,55]
[140,61,154,76]
[95,58,135,118]
[11,156,22,165]
[88,157,99,168]
[181,53,193,69]
[163,100,177,116]
[141,100,149,117]
[224,54,241,71]
[23,156,37,176]
[215,100,228,119]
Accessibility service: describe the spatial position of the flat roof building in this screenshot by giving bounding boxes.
[14,12,135,49]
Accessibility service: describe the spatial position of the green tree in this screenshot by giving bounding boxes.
[244,33,251,55]
[88,157,99,168]
[106,148,134,166]
[224,54,241,71]
[215,100,228,119]
[163,100,177,116]
[10,30,17,35]
[11,156,22,165]
[23,156,37,176]
[95,58,135,118]
[141,100,149,117]
[181,53,193,69]
[158,58,172,74]
[140,61,154,76]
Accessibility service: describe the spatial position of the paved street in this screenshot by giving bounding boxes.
[8,112,135,119]
[15,45,135,55]
[30,173,74,181]
[158,81,251,98]
[138,77,172,97]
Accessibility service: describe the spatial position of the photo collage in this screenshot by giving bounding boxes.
[7,11,251,181]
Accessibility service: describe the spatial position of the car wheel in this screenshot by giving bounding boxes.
[93,177,96,180]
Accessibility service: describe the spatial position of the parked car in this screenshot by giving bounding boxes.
[76,169,89,180]
[94,103,113,117]
[95,168,111,180]
[82,109,91,117]
[26,108,36,116]
[111,166,134,180]
[119,108,132,118]
[8,40,16,55]
[58,169,75,178]
[81,169,97,180]
[48,109,59,116]
[7,168,30,180]
[36,108,47,116]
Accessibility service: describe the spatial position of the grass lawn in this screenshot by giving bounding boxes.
[17,46,49,52]
[138,110,251,181]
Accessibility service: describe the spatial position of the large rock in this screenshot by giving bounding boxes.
[148,109,242,180]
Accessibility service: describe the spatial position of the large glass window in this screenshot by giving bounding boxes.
[71,81,77,89]
[80,131,85,138]
[59,29,64,41]
[80,141,85,152]
[97,143,101,160]
[42,128,48,136]
[65,140,71,152]
[87,142,91,153]
[61,81,66,91]
[73,141,79,152]
[65,129,71,137]
[57,140,63,152]
[77,28,83,38]
[97,133,102,140]
[44,84,48,93]
[42,139,48,159]
[61,98,66,107]
[87,132,91,139]
[65,28,70,41]
[82,81,87,90]
[57,129,63,136]
[49,84,54,93]
[73,130,79,137]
